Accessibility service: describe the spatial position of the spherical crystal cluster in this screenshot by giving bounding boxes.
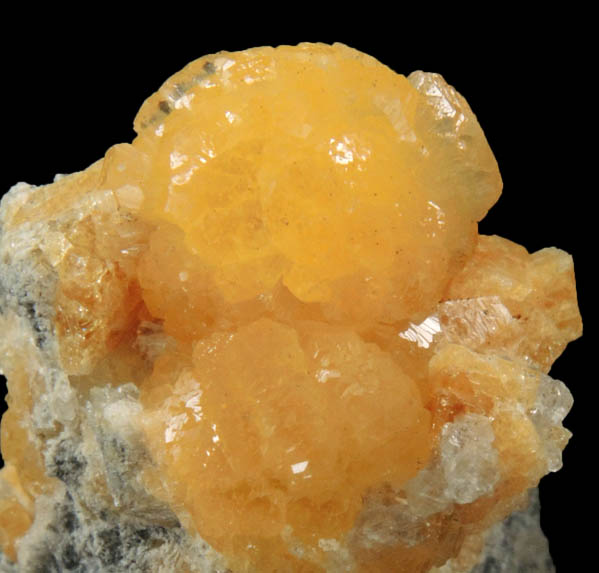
[0,44,581,572]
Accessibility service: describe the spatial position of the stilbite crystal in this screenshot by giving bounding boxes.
[0,43,581,571]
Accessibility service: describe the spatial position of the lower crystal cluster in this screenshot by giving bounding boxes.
[0,43,581,572]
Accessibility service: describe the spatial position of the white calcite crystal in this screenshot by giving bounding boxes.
[404,413,501,518]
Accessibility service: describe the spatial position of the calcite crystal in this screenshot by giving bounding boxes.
[0,43,581,572]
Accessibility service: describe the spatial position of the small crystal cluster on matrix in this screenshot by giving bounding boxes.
[0,43,582,572]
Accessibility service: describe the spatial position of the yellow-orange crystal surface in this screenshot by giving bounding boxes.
[0,43,581,572]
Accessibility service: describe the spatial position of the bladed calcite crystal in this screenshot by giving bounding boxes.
[0,43,581,572]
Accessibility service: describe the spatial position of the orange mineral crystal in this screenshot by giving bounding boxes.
[0,43,581,572]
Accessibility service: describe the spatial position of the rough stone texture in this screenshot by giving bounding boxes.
[9,489,223,573]
[471,489,554,573]
[432,489,554,573]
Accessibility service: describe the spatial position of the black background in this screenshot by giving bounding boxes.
[0,11,592,571]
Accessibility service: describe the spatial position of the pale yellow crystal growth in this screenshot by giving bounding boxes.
[0,465,33,561]
[0,43,581,572]
[133,43,501,328]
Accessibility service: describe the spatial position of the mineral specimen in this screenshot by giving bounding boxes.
[0,43,581,572]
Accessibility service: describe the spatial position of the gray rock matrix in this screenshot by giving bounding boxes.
[470,489,554,573]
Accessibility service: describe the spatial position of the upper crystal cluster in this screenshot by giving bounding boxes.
[0,43,581,572]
